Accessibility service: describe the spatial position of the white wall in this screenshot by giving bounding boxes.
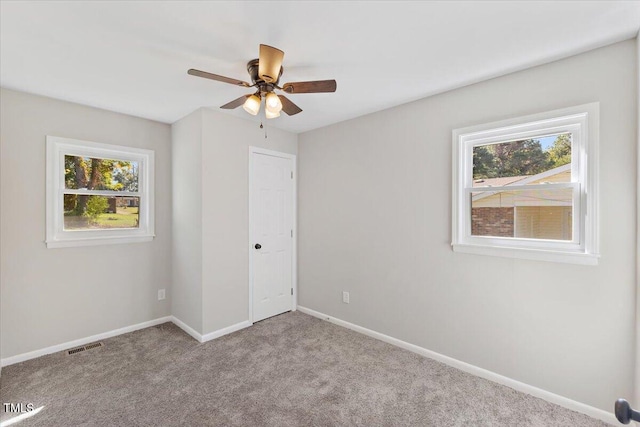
[171,108,297,336]
[0,90,2,373]
[298,39,636,412]
[171,109,204,332]
[201,109,297,334]
[0,88,172,359]
[635,30,640,410]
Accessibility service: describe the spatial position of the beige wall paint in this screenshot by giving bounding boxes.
[0,88,172,358]
[171,109,204,332]
[298,39,636,411]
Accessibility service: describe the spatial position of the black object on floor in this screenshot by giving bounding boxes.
[615,398,640,424]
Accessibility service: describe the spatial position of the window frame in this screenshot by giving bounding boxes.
[46,136,155,248]
[451,103,599,265]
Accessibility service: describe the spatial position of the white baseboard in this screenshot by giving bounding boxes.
[297,306,617,426]
[170,316,203,342]
[1,315,254,367]
[1,316,172,367]
[201,320,252,342]
[170,317,252,343]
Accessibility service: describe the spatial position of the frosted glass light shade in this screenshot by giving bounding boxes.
[243,94,261,115]
[265,109,280,119]
[265,92,282,113]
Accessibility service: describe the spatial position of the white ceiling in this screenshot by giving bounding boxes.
[1,1,639,134]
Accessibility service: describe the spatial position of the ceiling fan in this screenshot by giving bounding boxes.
[188,44,337,119]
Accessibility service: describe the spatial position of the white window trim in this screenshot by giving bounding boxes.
[451,103,599,265]
[46,136,155,248]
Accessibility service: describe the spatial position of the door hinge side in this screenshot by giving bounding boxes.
[291,229,293,238]
[291,288,293,295]
[291,171,293,179]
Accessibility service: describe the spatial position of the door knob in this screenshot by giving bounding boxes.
[254,243,262,250]
[616,399,640,424]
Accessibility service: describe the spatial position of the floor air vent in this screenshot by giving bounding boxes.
[84,342,103,351]
[67,342,103,355]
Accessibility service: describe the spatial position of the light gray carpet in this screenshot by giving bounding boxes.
[1,311,608,426]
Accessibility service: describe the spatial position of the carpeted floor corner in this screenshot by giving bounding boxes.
[0,311,609,426]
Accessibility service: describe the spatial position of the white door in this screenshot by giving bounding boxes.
[250,149,294,323]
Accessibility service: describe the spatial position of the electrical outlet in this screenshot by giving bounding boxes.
[342,291,350,304]
[158,289,166,301]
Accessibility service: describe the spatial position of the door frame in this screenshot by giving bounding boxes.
[248,146,297,324]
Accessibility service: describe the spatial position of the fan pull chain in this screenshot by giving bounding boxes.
[260,121,267,139]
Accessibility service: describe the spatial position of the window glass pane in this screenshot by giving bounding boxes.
[472,133,571,186]
[65,155,139,191]
[471,188,572,241]
[63,195,140,230]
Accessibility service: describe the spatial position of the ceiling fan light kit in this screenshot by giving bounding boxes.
[265,109,280,119]
[188,44,337,120]
[265,92,282,113]
[243,93,261,116]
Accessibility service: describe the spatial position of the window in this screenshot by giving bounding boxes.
[452,104,599,264]
[46,136,155,248]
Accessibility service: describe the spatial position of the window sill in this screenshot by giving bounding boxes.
[452,243,599,265]
[45,234,154,249]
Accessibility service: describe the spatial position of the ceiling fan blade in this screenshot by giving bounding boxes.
[220,95,250,109]
[188,69,250,87]
[279,95,303,116]
[258,44,284,83]
[282,80,337,94]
